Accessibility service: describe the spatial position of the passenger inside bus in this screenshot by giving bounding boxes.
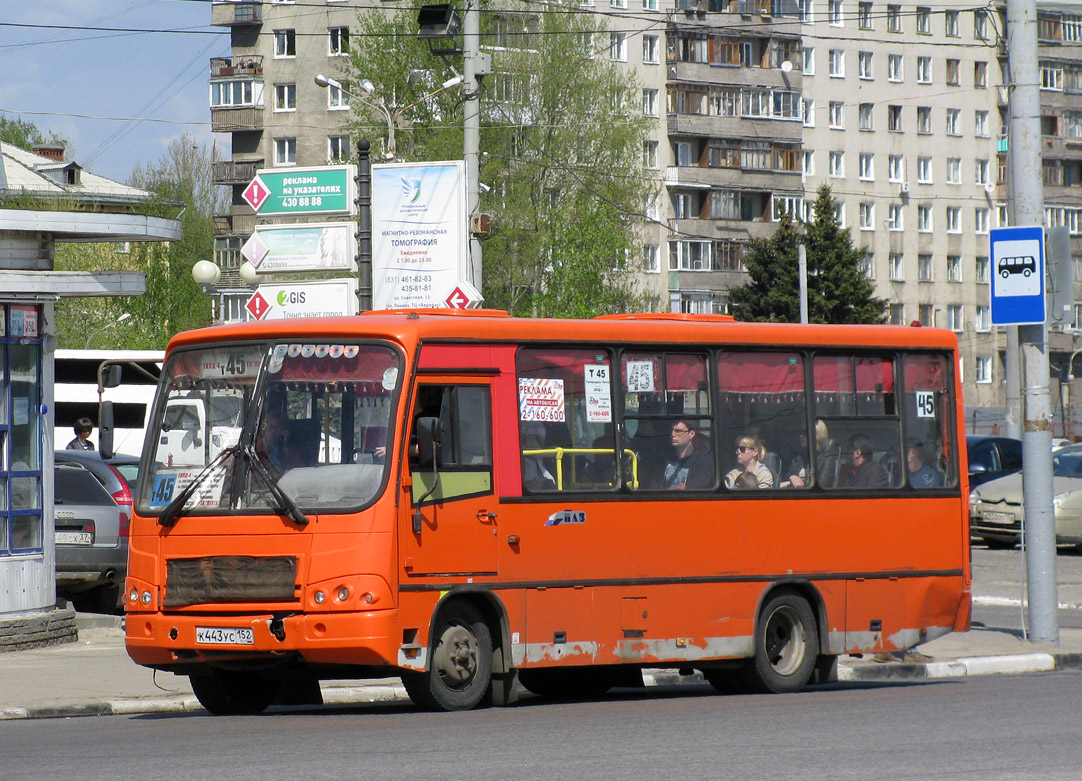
[723,435,774,489]
[256,410,303,475]
[661,419,714,490]
[785,420,839,488]
[521,421,557,491]
[906,438,944,487]
[839,434,890,488]
[731,471,759,490]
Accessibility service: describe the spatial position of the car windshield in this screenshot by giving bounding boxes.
[137,341,401,517]
[1052,447,1082,478]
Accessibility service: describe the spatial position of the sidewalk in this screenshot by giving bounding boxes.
[3,611,1082,720]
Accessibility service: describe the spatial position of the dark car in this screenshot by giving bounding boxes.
[966,435,1023,490]
[53,451,133,613]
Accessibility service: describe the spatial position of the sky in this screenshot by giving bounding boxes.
[0,0,227,184]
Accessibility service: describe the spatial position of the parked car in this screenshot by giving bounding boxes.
[970,443,1082,551]
[967,435,1023,489]
[53,451,133,613]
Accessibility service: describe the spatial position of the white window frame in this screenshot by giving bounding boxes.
[643,88,659,117]
[643,140,658,169]
[888,203,903,231]
[858,51,873,79]
[610,32,627,62]
[947,254,962,282]
[975,356,992,383]
[644,244,660,273]
[946,157,961,184]
[888,155,905,183]
[829,49,845,77]
[975,110,989,137]
[889,252,904,279]
[859,202,875,230]
[946,206,961,233]
[274,83,295,112]
[328,26,349,57]
[328,134,350,163]
[859,152,874,180]
[975,207,990,233]
[803,47,815,75]
[274,137,297,166]
[643,35,659,64]
[917,205,933,233]
[829,150,844,178]
[916,56,931,84]
[274,29,296,59]
[888,53,903,82]
[829,101,844,129]
[917,156,933,184]
[946,108,961,136]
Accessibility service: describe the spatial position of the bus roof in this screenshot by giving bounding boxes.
[164,310,960,354]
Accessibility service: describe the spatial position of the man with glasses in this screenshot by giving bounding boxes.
[661,419,714,490]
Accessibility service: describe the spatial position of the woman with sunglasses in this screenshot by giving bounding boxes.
[724,435,774,489]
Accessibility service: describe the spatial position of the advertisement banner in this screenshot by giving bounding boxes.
[245,278,358,320]
[371,161,471,309]
[243,222,356,273]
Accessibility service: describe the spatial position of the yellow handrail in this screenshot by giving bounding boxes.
[522,447,638,490]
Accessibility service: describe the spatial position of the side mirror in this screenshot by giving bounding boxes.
[99,401,115,459]
[968,463,988,474]
[415,416,442,468]
[102,364,123,389]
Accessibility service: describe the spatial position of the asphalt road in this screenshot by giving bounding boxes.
[2,672,1080,780]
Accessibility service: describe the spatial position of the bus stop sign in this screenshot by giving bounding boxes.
[990,226,1045,325]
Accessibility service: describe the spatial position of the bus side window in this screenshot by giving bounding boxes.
[901,353,956,488]
[409,384,493,506]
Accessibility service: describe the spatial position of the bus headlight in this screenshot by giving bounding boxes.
[313,590,326,604]
[337,586,350,602]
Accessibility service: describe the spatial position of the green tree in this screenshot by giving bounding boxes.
[54,135,224,348]
[0,115,67,152]
[343,4,656,317]
[729,186,887,324]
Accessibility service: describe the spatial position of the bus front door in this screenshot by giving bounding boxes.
[402,382,498,577]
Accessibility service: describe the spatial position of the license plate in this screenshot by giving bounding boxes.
[196,627,254,646]
[983,511,1014,524]
[55,531,92,545]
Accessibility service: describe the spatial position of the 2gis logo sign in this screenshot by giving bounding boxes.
[276,289,307,307]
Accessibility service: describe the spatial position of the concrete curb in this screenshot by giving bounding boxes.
[4,654,1081,720]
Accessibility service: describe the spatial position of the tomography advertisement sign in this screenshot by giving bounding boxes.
[371,161,472,310]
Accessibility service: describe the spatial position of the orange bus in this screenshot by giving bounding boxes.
[124,310,970,713]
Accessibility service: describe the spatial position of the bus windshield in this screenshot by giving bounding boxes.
[139,341,401,517]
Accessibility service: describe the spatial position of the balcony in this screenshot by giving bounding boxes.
[211,1,262,27]
[213,211,256,237]
[210,107,264,133]
[213,159,263,186]
[210,55,263,79]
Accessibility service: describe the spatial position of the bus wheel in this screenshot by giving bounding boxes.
[740,590,818,694]
[189,670,280,715]
[518,668,614,700]
[402,601,493,711]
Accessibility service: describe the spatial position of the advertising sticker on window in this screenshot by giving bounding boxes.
[519,378,565,422]
[584,364,612,423]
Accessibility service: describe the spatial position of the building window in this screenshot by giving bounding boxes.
[610,32,627,61]
[210,80,255,107]
[643,140,658,169]
[975,110,989,137]
[674,192,695,219]
[975,61,988,88]
[829,0,843,26]
[860,252,875,279]
[643,88,659,116]
[888,203,903,231]
[829,101,844,129]
[328,81,350,110]
[803,99,814,127]
[888,53,903,82]
[644,244,660,273]
[889,303,904,324]
[803,47,815,75]
[919,304,934,327]
[772,195,805,221]
[829,49,845,77]
[274,137,296,166]
[888,154,905,182]
[328,135,350,163]
[947,254,962,282]
[274,29,296,58]
[916,56,931,84]
[947,157,961,184]
[945,9,959,36]
[946,206,961,233]
[917,253,933,280]
[946,59,960,86]
[643,0,657,9]
[611,0,627,9]
[975,9,988,39]
[917,106,931,134]
[889,252,904,279]
[946,108,960,135]
[643,35,659,64]
[834,202,846,226]
[975,356,992,383]
[274,83,295,112]
[859,152,874,180]
[858,51,873,79]
[859,103,874,130]
[887,4,901,31]
[860,202,875,229]
[888,104,902,131]
[858,1,873,29]
[669,240,712,270]
[976,207,990,233]
[976,255,990,283]
[917,206,933,233]
[329,26,349,56]
[917,156,932,184]
[976,305,991,332]
[946,305,963,331]
[829,150,844,177]
[916,6,931,34]
[1042,65,1064,91]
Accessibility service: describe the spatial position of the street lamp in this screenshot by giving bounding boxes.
[314,73,462,161]
[85,312,131,349]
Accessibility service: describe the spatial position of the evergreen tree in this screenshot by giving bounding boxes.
[729,186,887,324]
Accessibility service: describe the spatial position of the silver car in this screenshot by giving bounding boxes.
[970,444,1082,551]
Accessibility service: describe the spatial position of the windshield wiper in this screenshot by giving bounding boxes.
[243,443,310,526]
[159,445,240,527]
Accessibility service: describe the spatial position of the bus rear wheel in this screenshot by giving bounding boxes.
[189,670,280,715]
[739,590,818,694]
[402,601,493,711]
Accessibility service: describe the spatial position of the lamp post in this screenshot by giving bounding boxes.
[314,73,462,162]
[84,312,131,349]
